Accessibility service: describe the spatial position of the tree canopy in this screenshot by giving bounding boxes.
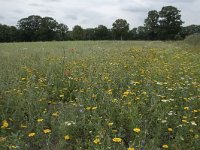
[112,19,129,40]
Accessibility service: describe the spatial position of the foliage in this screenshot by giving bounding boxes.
[72,25,84,40]
[180,25,200,39]
[158,6,183,40]
[112,19,129,40]
[144,10,159,40]
[17,15,68,42]
[95,25,110,40]
[0,24,18,42]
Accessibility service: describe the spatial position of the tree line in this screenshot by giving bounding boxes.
[0,6,200,42]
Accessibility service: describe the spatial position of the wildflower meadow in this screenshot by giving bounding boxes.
[0,40,199,149]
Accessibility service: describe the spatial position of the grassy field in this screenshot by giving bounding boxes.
[0,41,199,150]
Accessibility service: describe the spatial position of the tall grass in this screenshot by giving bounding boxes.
[0,41,199,150]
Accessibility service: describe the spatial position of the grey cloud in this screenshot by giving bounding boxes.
[65,14,78,20]
[39,9,54,14]
[43,0,62,2]
[0,15,5,20]
[121,6,150,13]
[29,3,44,7]
[12,9,24,14]
[0,0,200,28]
[160,0,197,2]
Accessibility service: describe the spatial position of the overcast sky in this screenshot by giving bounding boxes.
[0,0,199,29]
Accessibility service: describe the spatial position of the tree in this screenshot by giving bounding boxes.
[84,28,95,40]
[158,6,183,40]
[127,28,138,40]
[180,25,200,39]
[0,24,18,42]
[72,25,84,40]
[144,10,159,40]
[95,25,110,40]
[37,17,58,41]
[112,19,129,40]
[55,23,69,41]
[17,15,42,41]
[137,26,148,40]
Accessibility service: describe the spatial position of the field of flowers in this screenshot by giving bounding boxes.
[0,41,199,150]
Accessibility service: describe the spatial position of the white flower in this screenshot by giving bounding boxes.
[64,121,75,126]
[161,120,167,123]
[191,121,197,126]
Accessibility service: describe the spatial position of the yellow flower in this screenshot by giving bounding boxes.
[21,78,26,81]
[93,138,100,144]
[112,130,118,133]
[128,147,135,150]
[86,107,91,110]
[123,91,131,97]
[92,106,97,110]
[108,122,113,126]
[162,144,169,149]
[43,129,51,134]
[1,120,9,128]
[112,137,122,143]
[20,124,27,128]
[107,89,113,95]
[182,116,187,119]
[60,95,64,98]
[64,135,70,141]
[184,107,189,110]
[133,128,141,133]
[193,110,198,113]
[168,128,173,132]
[52,112,59,117]
[37,118,44,122]
[28,132,36,137]
[182,120,189,123]
[10,145,18,149]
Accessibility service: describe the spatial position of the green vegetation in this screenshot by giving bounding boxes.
[0,41,200,150]
[184,33,200,47]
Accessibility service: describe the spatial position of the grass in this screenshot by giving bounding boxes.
[0,41,199,150]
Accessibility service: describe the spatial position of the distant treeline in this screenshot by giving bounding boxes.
[0,6,200,42]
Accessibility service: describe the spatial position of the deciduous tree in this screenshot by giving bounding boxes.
[112,19,129,40]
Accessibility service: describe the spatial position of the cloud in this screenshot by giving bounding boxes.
[12,9,24,14]
[65,14,78,20]
[29,3,44,7]
[39,9,54,15]
[0,15,5,20]
[0,0,200,28]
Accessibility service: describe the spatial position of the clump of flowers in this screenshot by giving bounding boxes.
[43,129,51,134]
[64,135,70,141]
[1,120,9,128]
[168,128,173,132]
[28,132,36,137]
[93,137,100,144]
[128,147,135,150]
[37,118,44,122]
[112,137,122,143]
[133,128,141,133]
[162,144,169,149]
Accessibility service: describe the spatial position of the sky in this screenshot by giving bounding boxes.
[0,0,199,29]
